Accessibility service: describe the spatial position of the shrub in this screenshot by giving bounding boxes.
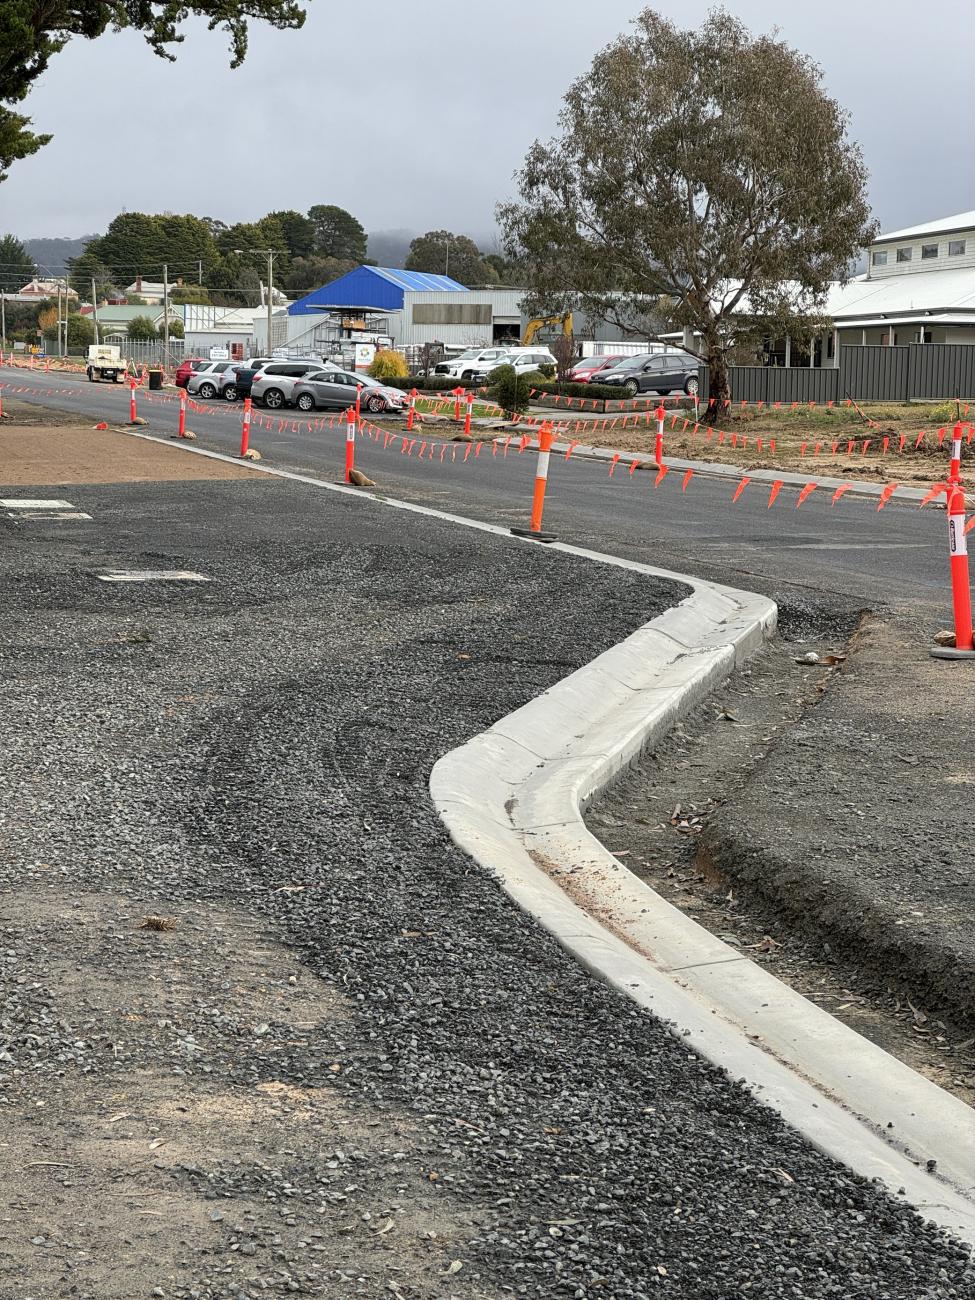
[127,314,158,341]
[380,375,478,392]
[538,362,556,379]
[369,348,409,380]
[487,363,532,415]
[530,380,642,401]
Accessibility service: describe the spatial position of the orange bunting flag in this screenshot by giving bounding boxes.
[769,439,776,454]
[756,437,763,452]
[475,441,483,457]
[768,480,783,508]
[463,443,472,461]
[915,431,926,449]
[831,484,852,506]
[608,453,621,476]
[898,435,906,453]
[655,464,669,488]
[732,476,750,503]
[877,483,898,510]
[681,469,694,492]
[882,436,890,454]
[796,482,818,508]
[846,440,855,455]
[800,442,807,457]
[918,482,947,508]
[861,441,871,455]
[628,458,640,475]
[938,428,947,447]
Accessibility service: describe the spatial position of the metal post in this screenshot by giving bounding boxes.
[163,262,169,371]
[267,251,274,358]
[91,278,99,344]
[1,291,5,352]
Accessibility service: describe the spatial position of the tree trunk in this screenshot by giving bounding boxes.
[704,346,731,425]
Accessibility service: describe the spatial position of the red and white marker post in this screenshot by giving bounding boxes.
[453,387,463,422]
[511,421,557,542]
[950,421,964,486]
[344,405,357,482]
[464,391,474,438]
[178,387,187,438]
[654,404,666,467]
[129,377,137,423]
[239,396,252,456]
[407,387,417,432]
[947,487,974,651]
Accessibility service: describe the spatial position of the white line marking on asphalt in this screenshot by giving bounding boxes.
[8,511,92,520]
[1,498,75,509]
[97,570,210,582]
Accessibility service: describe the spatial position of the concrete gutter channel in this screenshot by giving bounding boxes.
[431,556,975,1246]
[120,427,975,1240]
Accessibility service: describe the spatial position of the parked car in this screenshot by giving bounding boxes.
[472,349,558,383]
[175,357,208,388]
[251,360,358,410]
[291,369,407,414]
[187,361,246,401]
[233,357,276,399]
[599,350,700,397]
[434,346,515,382]
[566,355,624,383]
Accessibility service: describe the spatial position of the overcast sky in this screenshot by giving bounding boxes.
[1,0,973,245]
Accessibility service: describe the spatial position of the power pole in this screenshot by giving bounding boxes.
[267,250,274,356]
[91,278,99,345]
[198,259,203,285]
[1,291,5,353]
[163,262,169,368]
[56,280,62,356]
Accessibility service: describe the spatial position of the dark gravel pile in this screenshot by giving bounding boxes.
[0,476,972,1299]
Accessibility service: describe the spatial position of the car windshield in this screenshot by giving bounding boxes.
[453,349,481,361]
[612,355,652,370]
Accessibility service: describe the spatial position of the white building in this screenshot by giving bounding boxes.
[182,305,261,359]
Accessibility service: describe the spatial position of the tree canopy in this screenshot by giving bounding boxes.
[308,205,368,263]
[405,231,498,286]
[126,314,158,342]
[0,1,305,180]
[498,6,876,413]
[0,233,37,292]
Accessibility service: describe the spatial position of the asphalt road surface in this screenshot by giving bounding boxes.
[2,364,950,622]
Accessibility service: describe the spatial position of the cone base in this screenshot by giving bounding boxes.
[510,526,557,544]
[930,646,975,660]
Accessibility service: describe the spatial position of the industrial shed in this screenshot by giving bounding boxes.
[285,265,524,352]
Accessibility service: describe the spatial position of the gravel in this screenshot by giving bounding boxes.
[0,475,972,1298]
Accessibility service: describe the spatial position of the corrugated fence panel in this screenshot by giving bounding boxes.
[839,346,909,401]
[909,344,975,400]
[763,368,840,404]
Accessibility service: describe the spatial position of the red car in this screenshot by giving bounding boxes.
[566,354,625,383]
[175,357,208,388]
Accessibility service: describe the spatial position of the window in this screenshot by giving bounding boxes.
[921,243,939,259]
[872,250,888,266]
[950,239,967,256]
[896,247,913,262]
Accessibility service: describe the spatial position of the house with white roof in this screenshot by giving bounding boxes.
[825,209,975,351]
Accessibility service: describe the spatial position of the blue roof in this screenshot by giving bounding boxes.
[289,265,468,315]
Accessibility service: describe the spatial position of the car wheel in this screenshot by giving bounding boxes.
[366,393,385,413]
[198,382,217,398]
[623,380,639,397]
[87,370,95,382]
[263,388,284,409]
[296,393,315,412]
[684,376,699,396]
[461,370,474,383]
[658,389,671,396]
[223,385,238,401]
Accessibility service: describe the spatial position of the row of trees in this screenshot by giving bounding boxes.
[63,209,517,307]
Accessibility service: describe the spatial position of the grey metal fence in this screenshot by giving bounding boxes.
[700,346,975,405]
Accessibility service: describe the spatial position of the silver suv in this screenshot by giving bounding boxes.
[251,360,334,409]
[187,361,245,401]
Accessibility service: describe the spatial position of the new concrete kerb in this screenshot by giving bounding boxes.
[120,427,975,1242]
[431,567,975,1245]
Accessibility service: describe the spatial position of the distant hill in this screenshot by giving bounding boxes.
[366,229,414,269]
[22,235,97,277]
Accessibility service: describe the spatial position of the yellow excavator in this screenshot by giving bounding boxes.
[522,313,574,346]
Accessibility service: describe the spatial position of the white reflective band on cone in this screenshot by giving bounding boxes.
[536,451,551,478]
[949,515,967,555]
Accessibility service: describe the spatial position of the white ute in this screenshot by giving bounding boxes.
[86,344,129,384]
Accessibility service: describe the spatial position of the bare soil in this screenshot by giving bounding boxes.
[585,624,975,1111]
[548,400,971,484]
[0,414,253,485]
